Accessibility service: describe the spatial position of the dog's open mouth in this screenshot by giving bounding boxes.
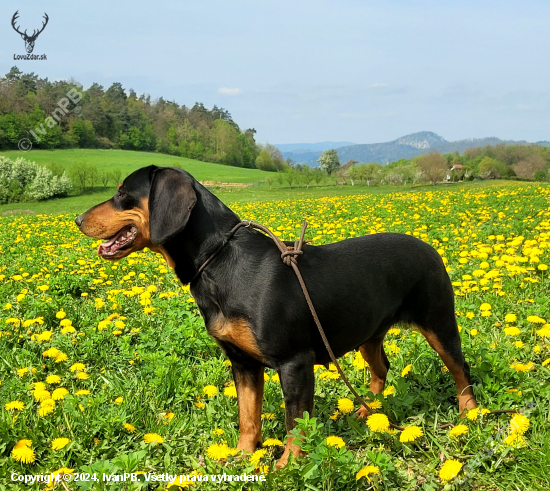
[98,225,138,257]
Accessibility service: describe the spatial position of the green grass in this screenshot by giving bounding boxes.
[1,183,550,489]
[0,149,274,183]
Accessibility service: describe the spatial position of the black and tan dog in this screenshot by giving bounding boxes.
[75,165,477,467]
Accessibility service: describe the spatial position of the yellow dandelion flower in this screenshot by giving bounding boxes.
[38,399,55,417]
[203,385,217,397]
[46,374,61,384]
[318,371,340,380]
[124,423,136,433]
[326,435,345,448]
[526,315,545,324]
[70,363,85,372]
[5,400,25,411]
[466,408,480,421]
[143,433,164,445]
[480,303,491,311]
[504,326,521,336]
[51,438,71,450]
[383,385,394,397]
[399,425,423,442]
[75,389,91,396]
[337,398,354,414]
[356,465,380,481]
[224,386,237,398]
[263,438,283,447]
[439,459,463,482]
[43,347,60,358]
[56,310,66,319]
[448,424,469,437]
[401,364,412,377]
[330,410,340,420]
[271,373,280,382]
[352,351,367,369]
[504,433,526,447]
[206,443,238,460]
[195,401,206,409]
[509,414,530,435]
[60,319,72,327]
[52,388,69,400]
[33,389,51,402]
[367,400,383,409]
[535,326,550,338]
[76,372,89,380]
[114,397,123,405]
[55,352,68,363]
[366,413,390,433]
[212,428,225,436]
[11,441,35,464]
[250,448,267,468]
[504,313,517,323]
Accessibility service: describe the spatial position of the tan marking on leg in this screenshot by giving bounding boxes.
[234,367,264,453]
[420,329,478,414]
[359,338,388,395]
[209,317,265,362]
[276,435,306,470]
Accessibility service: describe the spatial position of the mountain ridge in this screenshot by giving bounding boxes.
[277,132,538,166]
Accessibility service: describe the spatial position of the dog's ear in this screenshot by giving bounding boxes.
[149,168,197,245]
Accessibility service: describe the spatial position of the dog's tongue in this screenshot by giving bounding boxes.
[98,226,131,256]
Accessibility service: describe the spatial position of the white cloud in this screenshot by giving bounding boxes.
[218,87,242,96]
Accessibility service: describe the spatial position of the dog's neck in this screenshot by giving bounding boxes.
[162,182,241,285]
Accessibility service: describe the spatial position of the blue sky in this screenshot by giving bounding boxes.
[1,0,549,144]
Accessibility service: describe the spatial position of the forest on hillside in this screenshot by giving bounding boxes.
[0,67,260,168]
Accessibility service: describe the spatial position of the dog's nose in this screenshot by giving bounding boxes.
[75,215,84,227]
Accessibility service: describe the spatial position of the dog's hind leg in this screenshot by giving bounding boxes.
[232,360,265,453]
[276,352,315,469]
[356,334,390,419]
[418,324,477,414]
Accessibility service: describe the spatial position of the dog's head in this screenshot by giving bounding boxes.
[75,166,197,260]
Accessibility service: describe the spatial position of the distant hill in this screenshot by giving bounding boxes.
[278,132,537,166]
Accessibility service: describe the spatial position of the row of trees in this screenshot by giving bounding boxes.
[0,67,260,168]
[310,143,550,186]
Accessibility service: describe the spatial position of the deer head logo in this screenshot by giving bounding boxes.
[11,11,49,54]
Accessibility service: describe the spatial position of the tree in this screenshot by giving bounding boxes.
[88,165,99,191]
[478,157,513,179]
[255,150,275,171]
[313,168,324,186]
[100,171,110,188]
[275,172,285,187]
[534,169,547,182]
[416,152,447,185]
[513,154,546,179]
[317,149,340,176]
[284,169,296,188]
[110,169,122,187]
[361,162,382,186]
[301,166,314,188]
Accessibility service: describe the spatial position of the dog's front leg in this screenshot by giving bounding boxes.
[232,360,265,453]
[276,352,315,469]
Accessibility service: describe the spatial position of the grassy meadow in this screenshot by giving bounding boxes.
[0,169,550,489]
[0,149,274,184]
